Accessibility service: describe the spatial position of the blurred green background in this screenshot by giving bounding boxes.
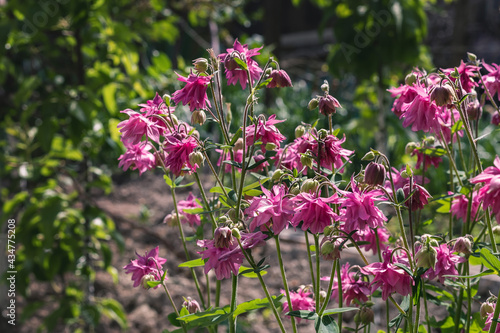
[1,0,499,331]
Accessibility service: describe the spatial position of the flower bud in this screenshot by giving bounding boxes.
[467,52,477,63]
[231,228,241,239]
[318,95,341,116]
[163,94,171,106]
[169,114,179,126]
[452,236,473,255]
[191,110,207,125]
[289,185,300,195]
[467,100,482,120]
[308,98,319,110]
[358,307,375,325]
[318,290,327,304]
[323,225,335,237]
[480,302,495,318]
[321,81,329,92]
[141,273,157,289]
[193,58,209,73]
[430,84,456,106]
[415,244,437,269]
[300,153,314,169]
[163,212,178,226]
[318,129,328,139]
[234,138,244,151]
[217,216,229,225]
[361,151,376,161]
[396,188,406,203]
[224,54,239,71]
[295,125,306,138]
[492,225,500,236]
[491,112,500,126]
[405,142,418,155]
[301,179,319,193]
[424,136,435,146]
[265,142,277,151]
[225,103,232,123]
[183,297,201,314]
[268,69,293,88]
[189,151,204,167]
[364,162,386,186]
[320,239,342,261]
[214,226,234,248]
[405,72,417,86]
[228,208,243,222]
[272,169,284,182]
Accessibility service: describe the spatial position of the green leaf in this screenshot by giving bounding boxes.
[177,306,232,329]
[168,312,182,327]
[242,178,269,192]
[99,298,128,329]
[256,77,273,90]
[444,269,496,279]
[233,57,248,70]
[147,281,162,288]
[164,175,173,187]
[229,128,242,145]
[394,263,414,277]
[174,176,184,186]
[287,310,318,320]
[479,247,500,273]
[209,186,232,194]
[233,295,283,318]
[451,120,464,134]
[223,160,243,168]
[322,307,358,316]
[315,315,339,333]
[238,265,267,278]
[179,258,206,268]
[102,83,117,115]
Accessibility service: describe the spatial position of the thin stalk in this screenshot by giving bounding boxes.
[162,282,188,333]
[305,232,316,291]
[229,275,238,333]
[275,235,298,333]
[194,172,217,230]
[453,287,464,333]
[466,261,472,333]
[171,185,206,308]
[319,260,338,315]
[439,131,464,187]
[422,282,432,333]
[414,285,421,333]
[336,261,343,332]
[314,234,321,310]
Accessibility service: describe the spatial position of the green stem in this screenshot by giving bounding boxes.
[305,232,316,291]
[466,261,472,333]
[275,235,298,333]
[162,282,188,333]
[314,234,321,310]
[229,275,238,333]
[422,282,431,333]
[194,172,217,230]
[171,184,206,309]
[453,286,464,333]
[488,287,500,333]
[336,261,343,332]
[319,260,338,315]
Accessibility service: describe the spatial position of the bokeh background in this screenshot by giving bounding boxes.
[1,0,500,332]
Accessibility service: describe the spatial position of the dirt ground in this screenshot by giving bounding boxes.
[9,169,500,333]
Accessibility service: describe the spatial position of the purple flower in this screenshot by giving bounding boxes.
[118,142,156,175]
[331,263,371,306]
[351,227,390,255]
[281,287,315,323]
[177,193,202,228]
[312,134,354,172]
[388,84,419,118]
[123,246,167,288]
[361,249,413,301]
[450,191,480,222]
[403,183,432,211]
[267,69,292,88]
[423,244,465,284]
[245,114,286,152]
[245,184,294,235]
[218,39,263,89]
[291,192,339,234]
[483,304,500,333]
[162,133,199,176]
[117,109,162,145]
[484,63,500,100]
[400,83,440,133]
[470,156,500,222]
[318,94,342,116]
[442,60,479,93]
[172,72,211,112]
[411,148,443,171]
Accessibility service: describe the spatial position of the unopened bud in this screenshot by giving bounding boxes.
[234,138,244,151]
[224,54,239,71]
[225,103,232,123]
[424,136,435,146]
[231,228,241,239]
[452,236,473,255]
[364,162,386,186]
[183,297,201,314]
[396,188,406,203]
[289,185,300,195]
[491,113,500,126]
[467,52,477,63]
[318,129,328,139]
[466,100,482,120]
[308,98,319,110]
[141,274,157,289]
[320,239,342,261]
[321,81,329,92]
[492,225,500,236]
[163,94,171,106]
[189,151,204,166]
[265,142,277,151]
[191,110,207,125]
[300,153,314,169]
[228,208,243,222]
[169,114,179,126]
[323,225,335,237]
[361,151,376,161]
[272,169,284,182]
[193,58,209,73]
[318,95,341,116]
[358,307,374,325]
[430,84,456,106]
[295,125,306,138]
[415,244,437,269]
[214,226,234,248]
[218,216,229,225]
[301,179,319,193]
[163,213,178,226]
[319,290,327,304]
[480,302,495,318]
[405,72,417,86]
[405,142,418,155]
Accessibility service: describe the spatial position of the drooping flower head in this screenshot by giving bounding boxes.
[331,263,371,306]
[442,60,479,93]
[400,83,440,133]
[118,142,156,175]
[403,182,432,211]
[318,94,342,116]
[245,114,286,152]
[162,133,199,176]
[411,147,443,171]
[388,84,419,118]
[361,249,413,301]
[450,191,480,223]
[218,39,263,89]
[118,109,162,145]
[470,156,500,223]
[351,226,390,255]
[423,243,466,284]
[483,63,500,100]
[123,246,167,288]
[177,193,203,228]
[281,287,315,323]
[245,184,294,235]
[312,134,354,172]
[291,192,339,234]
[267,69,292,88]
[172,72,211,112]
[139,92,171,116]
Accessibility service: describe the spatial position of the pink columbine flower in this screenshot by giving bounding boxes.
[245,114,286,152]
[118,142,156,175]
[483,304,500,333]
[245,184,294,235]
[118,109,162,145]
[331,263,370,306]
[388,84,419,118]
[172,72,211,112]
[339,181,387,233]
[216,148,243,173]
[470,156,500,222]
[318,94,342,116]
[351,227,390,255]
[312,134,354,172]
[281,288,315,323]
[483,63,500,100]
[450,191,480,222]
[139,92,170,116]
[177,193,202,228]
[400,83,440,133]
[162,133,199,176]
[442,60,479,93]
[403,183,432,211]
[423,244,465,284]
[434,107,463,144]
[411,148,443,171]
[291,192,339,234]
[276,133,315,172]
[218,39,263,90]
[197,231,267,280]
[123,246,167,288]
[267,69,292,88]
[361,249,413,301]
